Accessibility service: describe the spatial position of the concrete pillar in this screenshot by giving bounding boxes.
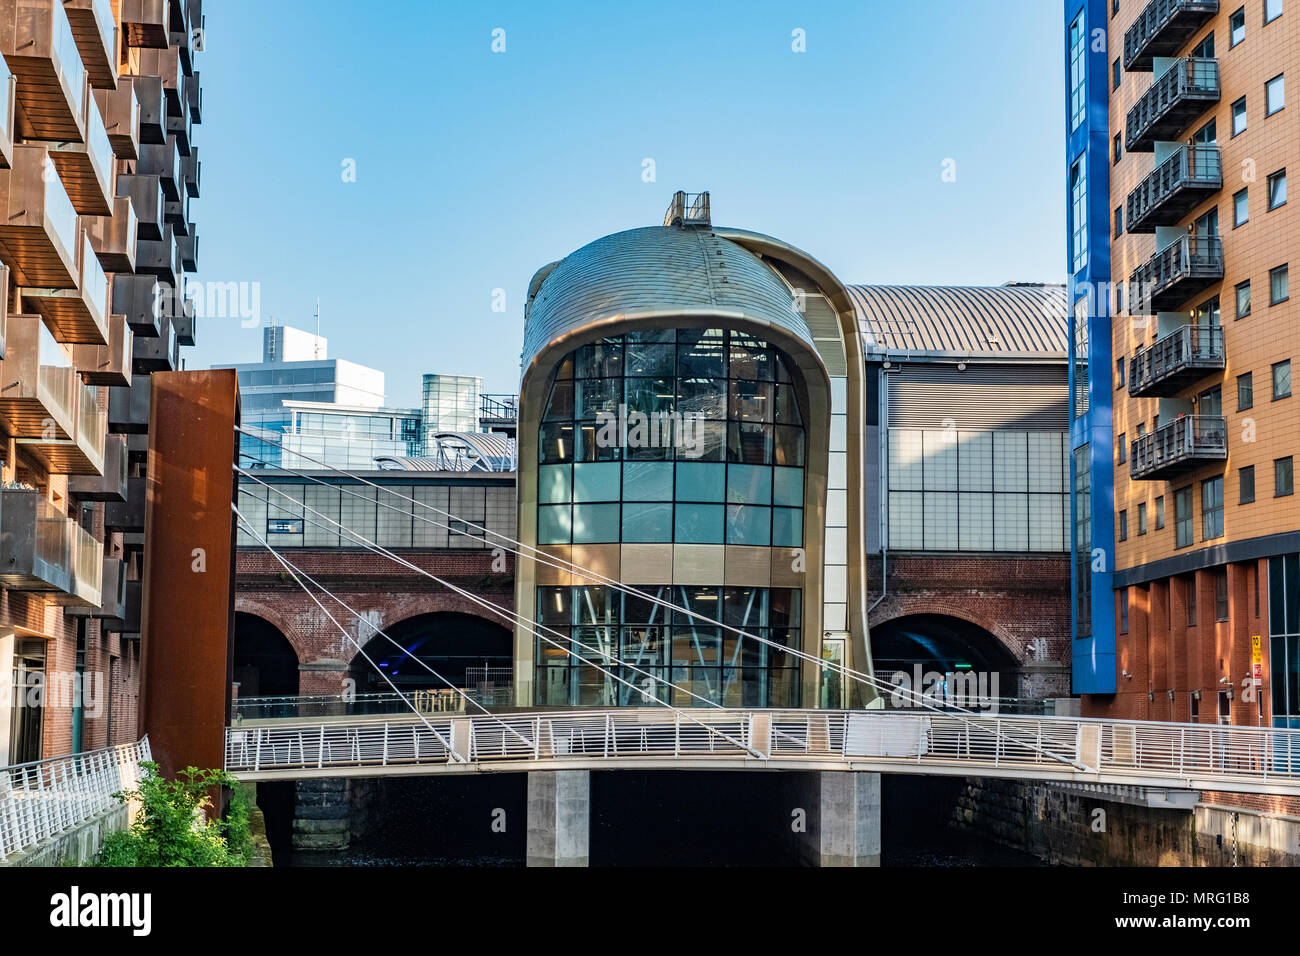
[527,770,589,867]
[800,771,881,867]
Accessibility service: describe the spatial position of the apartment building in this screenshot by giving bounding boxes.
[0,0,204,763]
[1066,0,1297,726]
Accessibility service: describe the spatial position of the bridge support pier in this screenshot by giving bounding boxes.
[800,772,881,867]
[527,770,589,867]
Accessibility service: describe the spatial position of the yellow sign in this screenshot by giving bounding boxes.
[1252,635,1263,665]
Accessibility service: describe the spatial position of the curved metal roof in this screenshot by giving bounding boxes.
[522,226,819,376]
[376,433,517,473]
[848,284,1068,360]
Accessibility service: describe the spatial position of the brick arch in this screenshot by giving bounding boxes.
[869,599,1029,666]
[343,599,515,668]
[233,599,307,664]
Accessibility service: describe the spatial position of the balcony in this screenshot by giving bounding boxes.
[177,232,197,272]
[108,375,149,434]
[0,145,79,290]
[1127,145,1222,233]
[19,229,110,345]
[104,476,145,533]
[128,73,165,144]
[121,0,169,49]
[1129,324,1225,398]
[94,79,141,161]
[185,71,201,123]
[113,274,162,335]
[1124,0,1219,72]
[132,312,178,373]
[1129,234,1223,314]
[1126,58,1219,152]
[17,378,106,475]
[66,555,125,621]
[182,146,199,198]
[73,311,132,387]
[0,487,102,607]
[136,224,180,285]
[69,432,127,501]
[104,578,142,638]
[0,54,14,170]
[0,0,89,141]
[136,46,180,118]
[0,314,77,440]
[166,107,191,157]
[138,137,180,201]
[1130,415,1227,480]
[173,296,194,346]
[62,0,118,90]
[116,173,163,241]
[48,91,114,215]
[164,192,189,235]
[86,196,139,274]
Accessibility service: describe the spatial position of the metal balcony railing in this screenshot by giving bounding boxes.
[1130,414,1227,480]
[1129,325,1224,397]
[1124,0,1219,72]
[1127,145,1222,233]
[1126,58,1220,152]
[664,190,710,227]
[1129,233,1224,314]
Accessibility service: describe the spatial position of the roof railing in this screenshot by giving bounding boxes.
[664,190,710,227]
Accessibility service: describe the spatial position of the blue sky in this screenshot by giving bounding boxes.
[194,0,1065,408]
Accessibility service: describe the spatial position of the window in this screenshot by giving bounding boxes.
[1190,33,1215,59]
[1236,279,1251,318]
[1268,169,1287,209]
[1069,14,1086,131]
[1202,475,1224,540]
[1112,57,1121,91]
[1266,74,1285,116]
[1155,495,1165,529]
[1175,485,1194,548]
[1115,357,1125,389]
[1113,134,1122,165]
[1266,0,1283,24]
[1273,359,1291,398]
[1120,589,1129,634]
[1231,7,1246,45]
[1114,205,1123,238]
[1119,509,1128,541]
[1277,456,1294,497]
[1234,188,1249,226]
[1186,576,1198,625]
[1117,434,1127,464]
[1115,283,1125,316]
[1070,158,1088,273]
[1215,568,1229,622]
[1272,265,1290,304]
[1240,464,1256,504]
[1232,97,1248,135]
[1238,371,1253,410]
[1138,502,1148,535]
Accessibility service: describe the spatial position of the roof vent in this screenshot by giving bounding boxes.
[664,190,710,227]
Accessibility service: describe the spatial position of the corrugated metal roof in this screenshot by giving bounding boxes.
[376,433,517,473]
[523,226,819,375]
[848,284,1068,360]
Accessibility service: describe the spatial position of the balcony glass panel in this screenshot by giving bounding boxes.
[44,162,78,257]
[53,4,87,109]
[82,234,107,324]
[37,322,75,426]
[78,383,105,463]
[86,98,113,185]
[0,56,11,141]
[35,497,73,585]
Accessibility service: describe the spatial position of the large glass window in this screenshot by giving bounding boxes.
[1269,555,1300,729]
[536,330,805,546]
[534,585,801,708]
[1070,159,1088,274]
[1069,14,1087,131]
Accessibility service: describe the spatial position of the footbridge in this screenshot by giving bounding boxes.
[225,706,1300,797]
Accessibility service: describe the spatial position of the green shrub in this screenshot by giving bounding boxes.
[96,762,253,867]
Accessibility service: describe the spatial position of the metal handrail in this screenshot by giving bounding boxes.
[1127,145,1221,229]
[1126,57,1220,149]
[224,709,1300,794]
[0,738,150,861]
[1129,233,1224,314]
[1124,0,1220,70]
[1129,323,1224,395]
[1130,414,1226,478]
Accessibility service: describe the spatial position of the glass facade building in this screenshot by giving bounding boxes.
[423,373,483,437]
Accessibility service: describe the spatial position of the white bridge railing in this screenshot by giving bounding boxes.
[224,710,1300,794]
[0,738,151,862]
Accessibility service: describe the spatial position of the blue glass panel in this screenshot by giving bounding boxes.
[773,467,803,507]
[674,503,724,543]
[622,502,673,542]
[572,462,621,502]
[538,464,572,504]
[675,462,725,502]
[772,507,803,547]
[538,505,572,544]
[572,503,620,543]
[623,460,673,501]
[726,505,771,546]
[727,464,772,505]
